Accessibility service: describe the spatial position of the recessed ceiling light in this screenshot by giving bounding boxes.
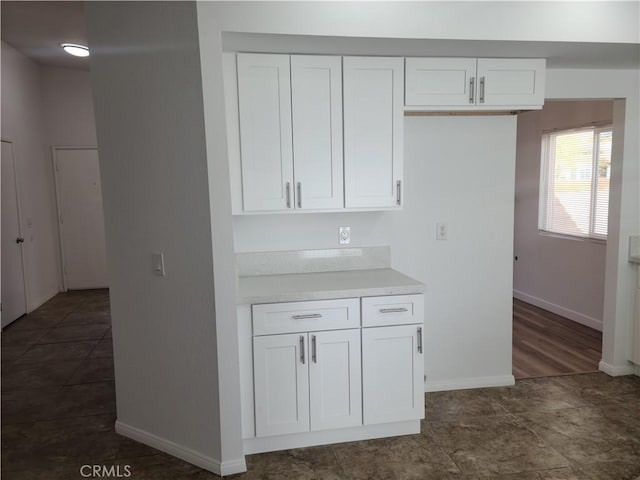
[61,43,89,57]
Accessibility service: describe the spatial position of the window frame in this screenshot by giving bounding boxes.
[538,124,612,242]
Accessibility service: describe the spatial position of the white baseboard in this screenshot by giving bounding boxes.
[425,375,515,392]
[27,288,60,313]
[599,360,636,376]
[115,420,246,477]
[513,290,603,332]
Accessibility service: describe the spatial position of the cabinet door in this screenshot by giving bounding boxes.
[237,53,293,212]
[253,333,309,436]
[362,325,424,425]
[291,55,343,210]
[476,58,546,107]
[405,58,477,106]
[343,57,404,208]
[309,329,362,431]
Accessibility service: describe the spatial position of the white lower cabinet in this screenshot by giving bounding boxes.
[309,329,362,431]
[253,328,362,437]
[253,333,309,437]
[362,324,425,425]
[248,294,424,450]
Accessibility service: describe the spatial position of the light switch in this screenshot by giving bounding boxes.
[152,253,165,276]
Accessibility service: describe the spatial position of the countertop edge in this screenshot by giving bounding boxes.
[237,284,426,305]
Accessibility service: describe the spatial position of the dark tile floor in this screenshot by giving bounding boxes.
[3,291,640,479]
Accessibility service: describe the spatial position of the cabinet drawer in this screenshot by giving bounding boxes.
[253,298,360,335]
[362,294,424,327]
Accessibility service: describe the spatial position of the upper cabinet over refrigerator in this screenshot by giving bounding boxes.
[405,57,545,110]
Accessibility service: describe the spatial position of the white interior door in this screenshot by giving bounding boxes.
[1,140,27,327]
[55,148,108,290]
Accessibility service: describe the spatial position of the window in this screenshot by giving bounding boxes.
[539,126,612,240]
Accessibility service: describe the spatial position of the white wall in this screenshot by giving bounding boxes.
[514,101,613,330]
[1,41,60,310]
[87,1,231,474]
[40,66,97,147]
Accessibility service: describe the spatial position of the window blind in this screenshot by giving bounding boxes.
[539,126,612,240]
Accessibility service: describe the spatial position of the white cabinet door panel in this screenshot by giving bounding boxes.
[291,55,343,210]
[405,58,477,106]
[344,57,404,208]
[309,329,362,431]
[476,58,546,107]
[237,53,293,211]
[254,333,310,436]
[362,325,424,425]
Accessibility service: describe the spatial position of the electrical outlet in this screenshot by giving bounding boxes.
[436,223,448,241]
[339,226,351,245]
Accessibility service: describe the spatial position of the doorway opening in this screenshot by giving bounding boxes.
[513,99,615,379]
[1,139,28,328]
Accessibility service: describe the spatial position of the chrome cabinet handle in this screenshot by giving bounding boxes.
[292,313,322,320]
[286,182,291,209]
[16,237,25,244]
[469,77,475,104]
[379,308,408,314]
[299,335,305,364]
[396,180,402,206]
[417,327,423,354]
[311,335,317,363]
[297,182,302,208]
[479,76,485,104]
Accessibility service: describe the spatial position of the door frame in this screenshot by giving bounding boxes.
[1,138,29,322]
[51,146,99,292]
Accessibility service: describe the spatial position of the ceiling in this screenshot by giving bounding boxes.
[2,1,639,72]
[1,1,89,70]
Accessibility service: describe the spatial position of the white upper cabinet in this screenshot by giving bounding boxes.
[476,58,546,107]
[405,57,477,106]
[343,57,404,208]
[237,53,293,212]
[405,57,546,110]
[291,55,344,210]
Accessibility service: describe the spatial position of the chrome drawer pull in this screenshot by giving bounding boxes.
[417,327,423,354]
[300,335,305,364]
[379,308,409,314]
[292,313,323,320]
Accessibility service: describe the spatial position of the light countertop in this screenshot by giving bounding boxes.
[237,268,425,305]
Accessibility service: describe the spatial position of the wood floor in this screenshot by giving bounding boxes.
[513,299,602,379]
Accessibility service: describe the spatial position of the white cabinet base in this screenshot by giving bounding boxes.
[243,420,420,455]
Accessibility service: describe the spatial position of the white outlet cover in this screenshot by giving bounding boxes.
[339,226,351,245]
